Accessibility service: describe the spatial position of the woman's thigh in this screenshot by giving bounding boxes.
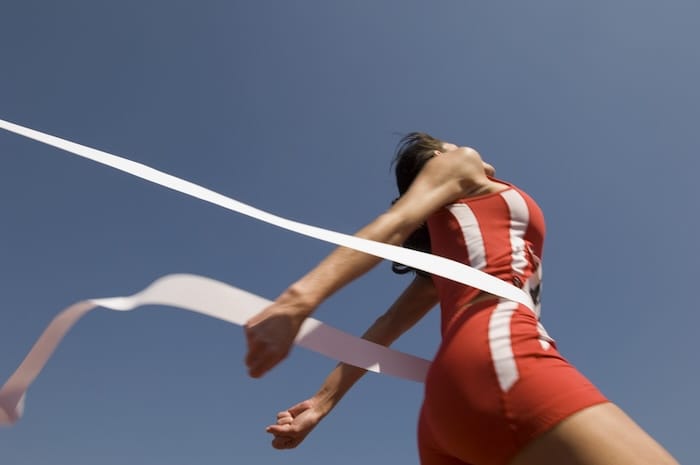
[508,403,679,465]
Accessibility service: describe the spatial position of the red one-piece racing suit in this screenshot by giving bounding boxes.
[419,179,607,465]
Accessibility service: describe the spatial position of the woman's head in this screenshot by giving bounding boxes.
[392,132,445,196]
[393,132,495,196]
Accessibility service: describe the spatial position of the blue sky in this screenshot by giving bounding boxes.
[1,1,698,464]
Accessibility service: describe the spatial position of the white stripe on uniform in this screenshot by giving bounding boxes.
[488,299,520,391]
[447,203,487,270]
[499,189,530,276]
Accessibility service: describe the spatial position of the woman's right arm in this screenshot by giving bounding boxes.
[245,147,487,379]
[265,274,438,449]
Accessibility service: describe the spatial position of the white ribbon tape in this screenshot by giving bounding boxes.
[0,274,431,425]
[0,119,533,308]
[0,118,533,425]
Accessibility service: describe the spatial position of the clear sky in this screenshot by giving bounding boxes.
[1,1,698,464]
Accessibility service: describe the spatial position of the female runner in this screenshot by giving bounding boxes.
[245,133,678,465]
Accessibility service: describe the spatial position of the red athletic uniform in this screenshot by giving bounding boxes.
[419,180,607,465]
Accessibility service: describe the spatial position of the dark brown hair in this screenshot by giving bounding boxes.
[391,132,444,276]
[393,132,444,195]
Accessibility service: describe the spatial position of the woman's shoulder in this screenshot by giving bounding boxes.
[446,178,540,208]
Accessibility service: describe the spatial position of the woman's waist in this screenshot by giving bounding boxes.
[439,290,500,334]
[439,291,546,341]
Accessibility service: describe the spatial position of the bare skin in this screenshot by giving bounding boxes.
[247,143,680,464]
[508,402,679,465]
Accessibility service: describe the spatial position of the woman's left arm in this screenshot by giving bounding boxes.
[266,275,437,449]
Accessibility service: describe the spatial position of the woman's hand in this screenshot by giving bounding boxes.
[244,292,313,378]
[266,399,325,449]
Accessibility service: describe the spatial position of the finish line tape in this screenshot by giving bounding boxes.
[0,118,533,425]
